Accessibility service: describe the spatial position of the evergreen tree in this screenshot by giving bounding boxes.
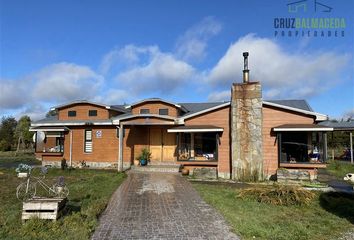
[0,117,17,151]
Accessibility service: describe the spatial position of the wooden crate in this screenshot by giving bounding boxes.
[22,197,67,221]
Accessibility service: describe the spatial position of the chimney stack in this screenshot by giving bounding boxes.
[230,52,263,181]
[243,52,250,83]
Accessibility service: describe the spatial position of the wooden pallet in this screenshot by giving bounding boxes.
[22,197,67,221]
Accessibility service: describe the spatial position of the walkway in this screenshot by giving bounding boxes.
[92,172,239,240]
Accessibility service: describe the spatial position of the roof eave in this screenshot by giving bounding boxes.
[263,101,328,121]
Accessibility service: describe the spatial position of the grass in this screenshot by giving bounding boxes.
[0,166,126,240]
[0,151,41,168]
[193,183,354,240]
[326,160,354,181]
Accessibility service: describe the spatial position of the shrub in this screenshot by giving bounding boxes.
[238,184,316,206]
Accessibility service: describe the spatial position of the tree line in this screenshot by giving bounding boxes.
[0,116,33,151]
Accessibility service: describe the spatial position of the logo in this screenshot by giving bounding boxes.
[287,0,332,13]
[273,0,346,37]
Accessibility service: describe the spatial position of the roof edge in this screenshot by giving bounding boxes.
[263,101,328,121]
[125,98,181,109]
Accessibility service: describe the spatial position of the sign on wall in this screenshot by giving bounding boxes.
[96,130,102,138]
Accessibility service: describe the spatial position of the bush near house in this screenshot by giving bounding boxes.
[0,167,125,240]
[193,183,354,240]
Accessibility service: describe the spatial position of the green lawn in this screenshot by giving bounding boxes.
[0,167,126,240]
[326,160,354,181]
[193,183,354,240]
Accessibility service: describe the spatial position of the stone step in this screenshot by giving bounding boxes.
[131,165,181,173]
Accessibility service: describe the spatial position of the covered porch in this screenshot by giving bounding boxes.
[168,125,223,164]
[273,124,333,170]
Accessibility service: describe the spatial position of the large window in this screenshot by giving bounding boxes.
[177,132,218,161]
[84,129,93,153]
[279,132,325,164]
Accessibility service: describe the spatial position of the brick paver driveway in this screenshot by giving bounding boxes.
[92,172,240,240]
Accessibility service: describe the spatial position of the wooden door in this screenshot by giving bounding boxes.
[149,128,162,161]
[162,131,176,161]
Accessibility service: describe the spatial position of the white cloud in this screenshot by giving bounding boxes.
[94,89,130,105]
[175,16,222,62]
[208,90,230,102]
[99,45,159,74]
[32,62,104,102]
[0,79,30,109]
[113,45,195,94]
[16,104,47,121]
[207,34,350,99]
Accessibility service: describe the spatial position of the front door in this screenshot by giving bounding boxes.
[163,131,175,161]
[149,128,162,161]
[149,128,176,162]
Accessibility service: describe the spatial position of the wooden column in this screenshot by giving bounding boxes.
[118,125,124,172]
[324,133,328,162]
[69,130,73,167]
[190,133,195,158]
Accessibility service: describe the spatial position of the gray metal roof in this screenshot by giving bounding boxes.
[35,99,318,125]
[319,120,354,130]
[110,105,128,112]
[265,100,313,112]
[178,102,227,117]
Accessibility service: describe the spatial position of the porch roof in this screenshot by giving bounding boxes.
[167,125,223,133]
[29,126,70,132]
[273,124,333,132]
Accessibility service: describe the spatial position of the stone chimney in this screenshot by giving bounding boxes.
[231,52,263,181]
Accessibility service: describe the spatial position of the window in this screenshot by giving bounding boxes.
[177,132,218,161]
[88,110,97,116]
[140,109,150,114]
[279,132,325,164]
[159,108,169,115]
[84,130,93,153]
[68,111,76,117]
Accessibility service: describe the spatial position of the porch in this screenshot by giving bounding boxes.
[273,124,333,180]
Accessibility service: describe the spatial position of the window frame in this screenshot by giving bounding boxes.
[159,108,169,115]
[140,108,150,114]
[88,109,98,117]
[68,110,77,117]
[84,129,93,153]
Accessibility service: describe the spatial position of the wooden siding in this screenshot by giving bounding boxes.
[262,106,315,177]
[41,126,119,164]
[58,103,110,120]
[184,106,231,175]
[131,102,179,117]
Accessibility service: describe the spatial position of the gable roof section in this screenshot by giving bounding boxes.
[50,100,126,112]
[125,98,182,109]
[177,102,230,123]
[263,100,327,121]
[265,100,313,112]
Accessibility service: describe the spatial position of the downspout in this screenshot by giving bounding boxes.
[67,127,73,167]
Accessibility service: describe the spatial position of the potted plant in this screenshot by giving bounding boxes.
[137,148,151,166]
[15,163,32,178]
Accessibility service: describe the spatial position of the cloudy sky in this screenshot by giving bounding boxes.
[0,0,353,121]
